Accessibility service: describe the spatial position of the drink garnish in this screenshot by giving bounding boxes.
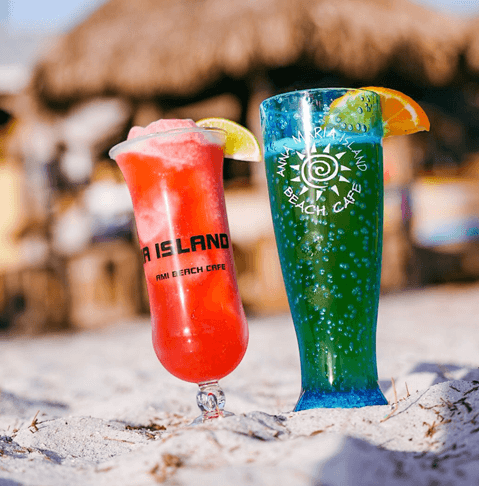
[362,87,430,137]
[323,89,380,135]
[196,118,262,162]
[324,87,430,138]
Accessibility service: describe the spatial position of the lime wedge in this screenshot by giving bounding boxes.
[196,118,262,162]
[323,90,379,135]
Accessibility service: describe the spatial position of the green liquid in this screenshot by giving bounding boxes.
[265,135,387,408]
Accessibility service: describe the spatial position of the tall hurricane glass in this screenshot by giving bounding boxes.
[260,88,387,410]
[109,126,248,422]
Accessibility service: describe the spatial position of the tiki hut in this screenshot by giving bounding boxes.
[28,0,475,182]
[24,0,477,178]
[33,0,467,103]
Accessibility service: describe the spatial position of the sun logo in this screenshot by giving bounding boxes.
[290,143,352,202]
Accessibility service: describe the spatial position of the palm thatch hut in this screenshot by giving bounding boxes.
[27,0,477,181]
[23,0,479,178]
[34,0,467,101]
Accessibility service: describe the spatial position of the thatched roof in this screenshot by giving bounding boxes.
[32,0,471,104]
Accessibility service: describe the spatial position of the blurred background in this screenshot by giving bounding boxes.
[1,0,479,334]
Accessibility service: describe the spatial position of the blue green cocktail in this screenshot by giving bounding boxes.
[260,88,388,409]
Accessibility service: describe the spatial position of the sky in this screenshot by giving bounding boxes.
[414,0,479,15]
[1,0,479,33]
[2,0,107,32]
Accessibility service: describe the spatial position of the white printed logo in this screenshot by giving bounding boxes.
[276,128,368,217]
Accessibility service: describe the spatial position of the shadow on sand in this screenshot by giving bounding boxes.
[314,362,479,485]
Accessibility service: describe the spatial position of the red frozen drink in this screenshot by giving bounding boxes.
[110,119,248,386]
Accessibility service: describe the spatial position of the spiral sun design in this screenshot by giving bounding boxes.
[290,143,351,201]
[302,153,339,187]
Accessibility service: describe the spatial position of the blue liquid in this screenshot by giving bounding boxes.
[264,134,387,410]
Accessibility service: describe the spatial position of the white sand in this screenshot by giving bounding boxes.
[1,283,479,485]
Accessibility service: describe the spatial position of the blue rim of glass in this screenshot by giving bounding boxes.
[260,87,381,112]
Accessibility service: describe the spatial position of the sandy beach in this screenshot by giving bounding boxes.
[1,282,479,485]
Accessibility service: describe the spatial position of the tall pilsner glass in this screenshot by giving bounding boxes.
[110,127,248,422]
[260,88,387,410]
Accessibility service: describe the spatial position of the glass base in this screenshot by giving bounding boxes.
[191,409,234,425]
[191,380,234,425]
[294,386,388,411]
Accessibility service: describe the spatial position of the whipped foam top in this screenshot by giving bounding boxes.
[127,118,197,140]
[109,119,225,160]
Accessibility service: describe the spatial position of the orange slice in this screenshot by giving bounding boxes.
[362,86,430,137]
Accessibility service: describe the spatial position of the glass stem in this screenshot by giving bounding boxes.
[196,380,228,421]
